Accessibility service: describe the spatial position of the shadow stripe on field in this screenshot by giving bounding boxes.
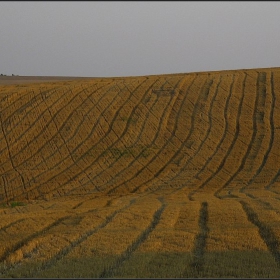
[99,197,166,278]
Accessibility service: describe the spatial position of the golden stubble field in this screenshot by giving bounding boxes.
[0,68,280,278]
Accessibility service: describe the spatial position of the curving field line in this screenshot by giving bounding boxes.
[187,74,238,200]
[82,76,187,195]
[99,197,166,278]
[240,200,280,267]
[0,68,279,205]
[63,76,178,195]
[3,80,136,200]
[119,75,210,194]
[39,77,158,197]
[0,69,280,278]
[149,74,224,195]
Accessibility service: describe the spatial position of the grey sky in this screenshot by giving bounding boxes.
[1,1,280,77]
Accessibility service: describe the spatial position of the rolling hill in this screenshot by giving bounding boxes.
[0,67,280,278]
[0,68,279,203]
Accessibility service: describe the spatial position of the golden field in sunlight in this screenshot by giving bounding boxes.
[0,67,280,277]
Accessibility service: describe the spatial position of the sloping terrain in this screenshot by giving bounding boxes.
[1,68,279,203]
[0,68,280,278]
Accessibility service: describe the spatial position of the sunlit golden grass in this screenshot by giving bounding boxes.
[0,67,280,277]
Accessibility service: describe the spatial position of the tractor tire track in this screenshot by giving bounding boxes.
[150,74,222,194]
[240,200,280,267]
[74,76,185,195]
[0,86,72,160]
[187,74,238,200]
[0,108,27,192]
[0,215,71,264]
[38,77,155,197]
[6,82,110,170]
[237,72,275,196]
[108,75,207,194]
[182,201,209,277]
[99,197,166,278]
[65,76,172,194]
[8,81,125,200]
[24,198,136,278]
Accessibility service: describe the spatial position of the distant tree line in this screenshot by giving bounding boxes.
[0,74,19,76]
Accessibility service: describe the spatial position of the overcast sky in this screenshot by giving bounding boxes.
[1,1,280,77]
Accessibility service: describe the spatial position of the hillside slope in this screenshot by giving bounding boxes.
[0,68,279,203]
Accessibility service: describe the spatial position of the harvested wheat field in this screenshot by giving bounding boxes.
[0,67,280,278]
